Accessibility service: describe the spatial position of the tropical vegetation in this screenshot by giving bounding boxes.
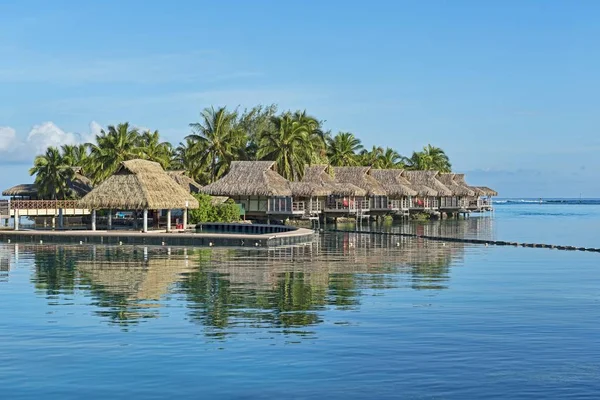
[27,104,453,199]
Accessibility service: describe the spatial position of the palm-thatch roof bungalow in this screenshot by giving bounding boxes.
[296,165,367,216]
[402,171,453,210]
[471,186,498,197]
[167,171,203,193]
[332,167,389,213]
[200,161,299,218]
[2,168,93,200]
[79,159,198,232]
[453,174,498,211]
[369,169,418,212]
[436,173,476,210]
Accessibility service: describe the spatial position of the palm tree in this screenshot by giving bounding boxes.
[139,130,173,169]
[359,145,384,166]
[292,110,328,164]
[187,107,243,183]
[29,147,75,200]
[407,144,452,172]
[172,138,211,185]
[257,113,313,181]
[87,122,142,183]
[61,144,90,175]
[326,132,363,166]
[375,147,408,169]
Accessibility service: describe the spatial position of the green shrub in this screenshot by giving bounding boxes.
[188,194,241,224]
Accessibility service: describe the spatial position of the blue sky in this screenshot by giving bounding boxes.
[1,0,599,197]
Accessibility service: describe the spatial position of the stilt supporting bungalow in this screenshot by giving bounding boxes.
[166,209,172,232]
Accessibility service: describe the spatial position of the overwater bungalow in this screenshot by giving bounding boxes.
[332,167,388,215]
[368,169,418,215]
[452,174,497,211]
[78,159,198,232]
[298,165,367,217]
[436,173,476,211]
[200,161,300,219]
[167,171,203,193]
[402,171,453,212]
[2,167,92,200]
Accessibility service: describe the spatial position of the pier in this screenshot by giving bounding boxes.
[0,225,315,248]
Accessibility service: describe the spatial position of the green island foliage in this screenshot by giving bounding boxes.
[188,193,240,224]
[27,104,453,200]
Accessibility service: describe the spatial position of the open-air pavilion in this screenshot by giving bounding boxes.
[78,159,199,233]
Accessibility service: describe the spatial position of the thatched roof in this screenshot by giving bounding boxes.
[78,159,199,210]
[167,171,202,193]
[2,170,93,198]
[332,167,387,196]
[453,174,498,196]
[402,171,453,196]
[437,173,475,196]
[2,184,37,197]
[299,165,367,197]
[201,161,292,197]
[368,169,418,197]
[472,186,498,196]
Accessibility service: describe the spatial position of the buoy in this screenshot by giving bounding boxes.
[209,242,213,247]
[79,241,83,245]
[161,241,165,246]
[40,240,43,244]
[119,241,123,246]
[7,239,10,244]
[255,242,259,247]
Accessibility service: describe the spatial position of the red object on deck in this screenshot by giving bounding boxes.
[176,223,183,230]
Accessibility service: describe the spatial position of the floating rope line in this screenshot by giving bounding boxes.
[326,229,600,253]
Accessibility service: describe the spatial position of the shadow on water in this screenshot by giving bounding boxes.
[0,217,495,337]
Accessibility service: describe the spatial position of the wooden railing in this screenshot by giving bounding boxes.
[0,200,9,217]
[11,200,81,210]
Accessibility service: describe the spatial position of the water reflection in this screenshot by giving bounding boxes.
[7,218,496,335]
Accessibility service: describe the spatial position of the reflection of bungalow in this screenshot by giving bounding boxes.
[299,165,366,216]
[79,159,198,232]
[331,167,388,214]
[402,171,453,211]
[368,169,418,215]
[2,168,93,200]
[437,173,475,211]
[201,161,300,219]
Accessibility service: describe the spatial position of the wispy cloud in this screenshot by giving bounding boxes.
[0,49,261,85]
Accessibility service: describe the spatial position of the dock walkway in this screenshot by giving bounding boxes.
[0,227,315,248]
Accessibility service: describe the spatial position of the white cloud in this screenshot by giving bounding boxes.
[27,122,80,154]
[0,127,19,151]
[0,121,104,164]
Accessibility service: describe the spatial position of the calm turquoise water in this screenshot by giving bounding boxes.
[1,202,599,399]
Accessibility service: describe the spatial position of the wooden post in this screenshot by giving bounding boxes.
[166,209,172,232]
[108,209,112,230]
[91,209,96,231]
[143,208,148,233]
[58,208,64,229]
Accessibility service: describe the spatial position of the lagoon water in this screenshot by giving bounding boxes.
[1,201,599,399]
